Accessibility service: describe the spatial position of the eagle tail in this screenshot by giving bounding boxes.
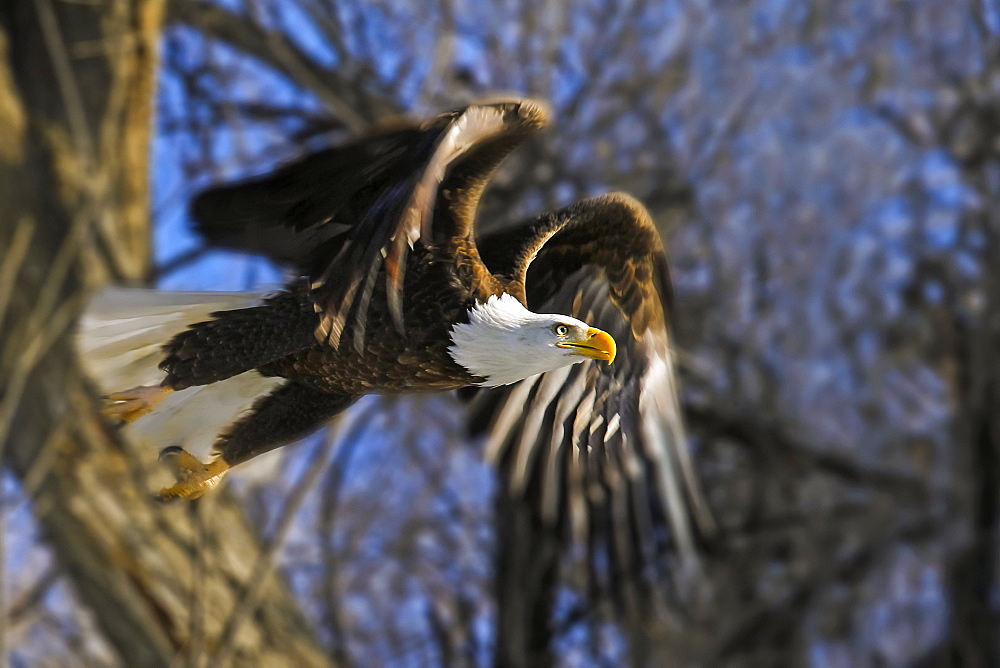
[77,288,283,458]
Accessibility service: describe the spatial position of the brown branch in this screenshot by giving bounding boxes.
[34,0,96,162]
[6,566,61,628]
[0,218,33,335]
[166,0,401,132]
[704,515,941,664]
[415,0,455,109]
[318,403,379,662]
[683,402,942,503]
[209,429,340,667]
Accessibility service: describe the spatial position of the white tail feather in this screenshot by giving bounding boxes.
[77,288,283,458]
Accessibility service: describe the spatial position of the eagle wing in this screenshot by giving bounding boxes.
[472,193,714,593]
[191,100,549,350]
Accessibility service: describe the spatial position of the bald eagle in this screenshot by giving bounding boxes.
[79,100,711,574]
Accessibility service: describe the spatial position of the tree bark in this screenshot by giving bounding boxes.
[0,1,327,664]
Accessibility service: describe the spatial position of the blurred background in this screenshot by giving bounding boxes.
[1,0,997,665]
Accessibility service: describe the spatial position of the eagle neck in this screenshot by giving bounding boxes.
[446,237,507,302]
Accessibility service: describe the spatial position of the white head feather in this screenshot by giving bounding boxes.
[449,294,609,387]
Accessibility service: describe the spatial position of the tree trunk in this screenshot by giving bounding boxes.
[0,1,327,664]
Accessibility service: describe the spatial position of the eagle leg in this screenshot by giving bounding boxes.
[157,446,229,502]
[213,382,358,467]
[103,385,173,424]
[155,383,356,502]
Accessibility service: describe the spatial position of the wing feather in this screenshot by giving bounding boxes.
[191,100,550,349]
[542,366,590,523]
[510,366,571,496]
[470,193,713,599]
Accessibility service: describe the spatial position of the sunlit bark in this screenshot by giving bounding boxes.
[0,1,326,664]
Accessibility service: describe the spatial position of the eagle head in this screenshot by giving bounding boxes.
[449,294,616,387]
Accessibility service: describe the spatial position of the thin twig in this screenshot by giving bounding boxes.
[0,218,34,336]
[0,474,6,668]
[318,403,380,659]
[416,0,455,110]
[152,246,213,281]
[209,428,341,667]
[683,403,944,501]
[6,566,60,628]
[168,0,390,133]
[20,422,68,500]
[0,295,82,459]
[178,500,207,668]
[34,0,96,161]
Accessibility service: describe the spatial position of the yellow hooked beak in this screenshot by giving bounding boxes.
[556,327,617,365]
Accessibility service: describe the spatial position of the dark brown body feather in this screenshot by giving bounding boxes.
[162,241,508,395]
[258,244,498,395]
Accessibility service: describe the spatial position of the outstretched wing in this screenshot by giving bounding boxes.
[191,100,549,350]
[471,193,714,597]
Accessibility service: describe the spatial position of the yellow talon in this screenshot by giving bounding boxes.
[157,447,230,502]
[103,385,173,424]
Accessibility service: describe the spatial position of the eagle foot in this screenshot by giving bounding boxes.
[156,446,229,502]
[103,385,173,424]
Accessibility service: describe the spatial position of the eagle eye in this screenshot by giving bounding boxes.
[553,324,569,337]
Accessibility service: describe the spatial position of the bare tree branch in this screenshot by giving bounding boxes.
[166,0,400,132]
